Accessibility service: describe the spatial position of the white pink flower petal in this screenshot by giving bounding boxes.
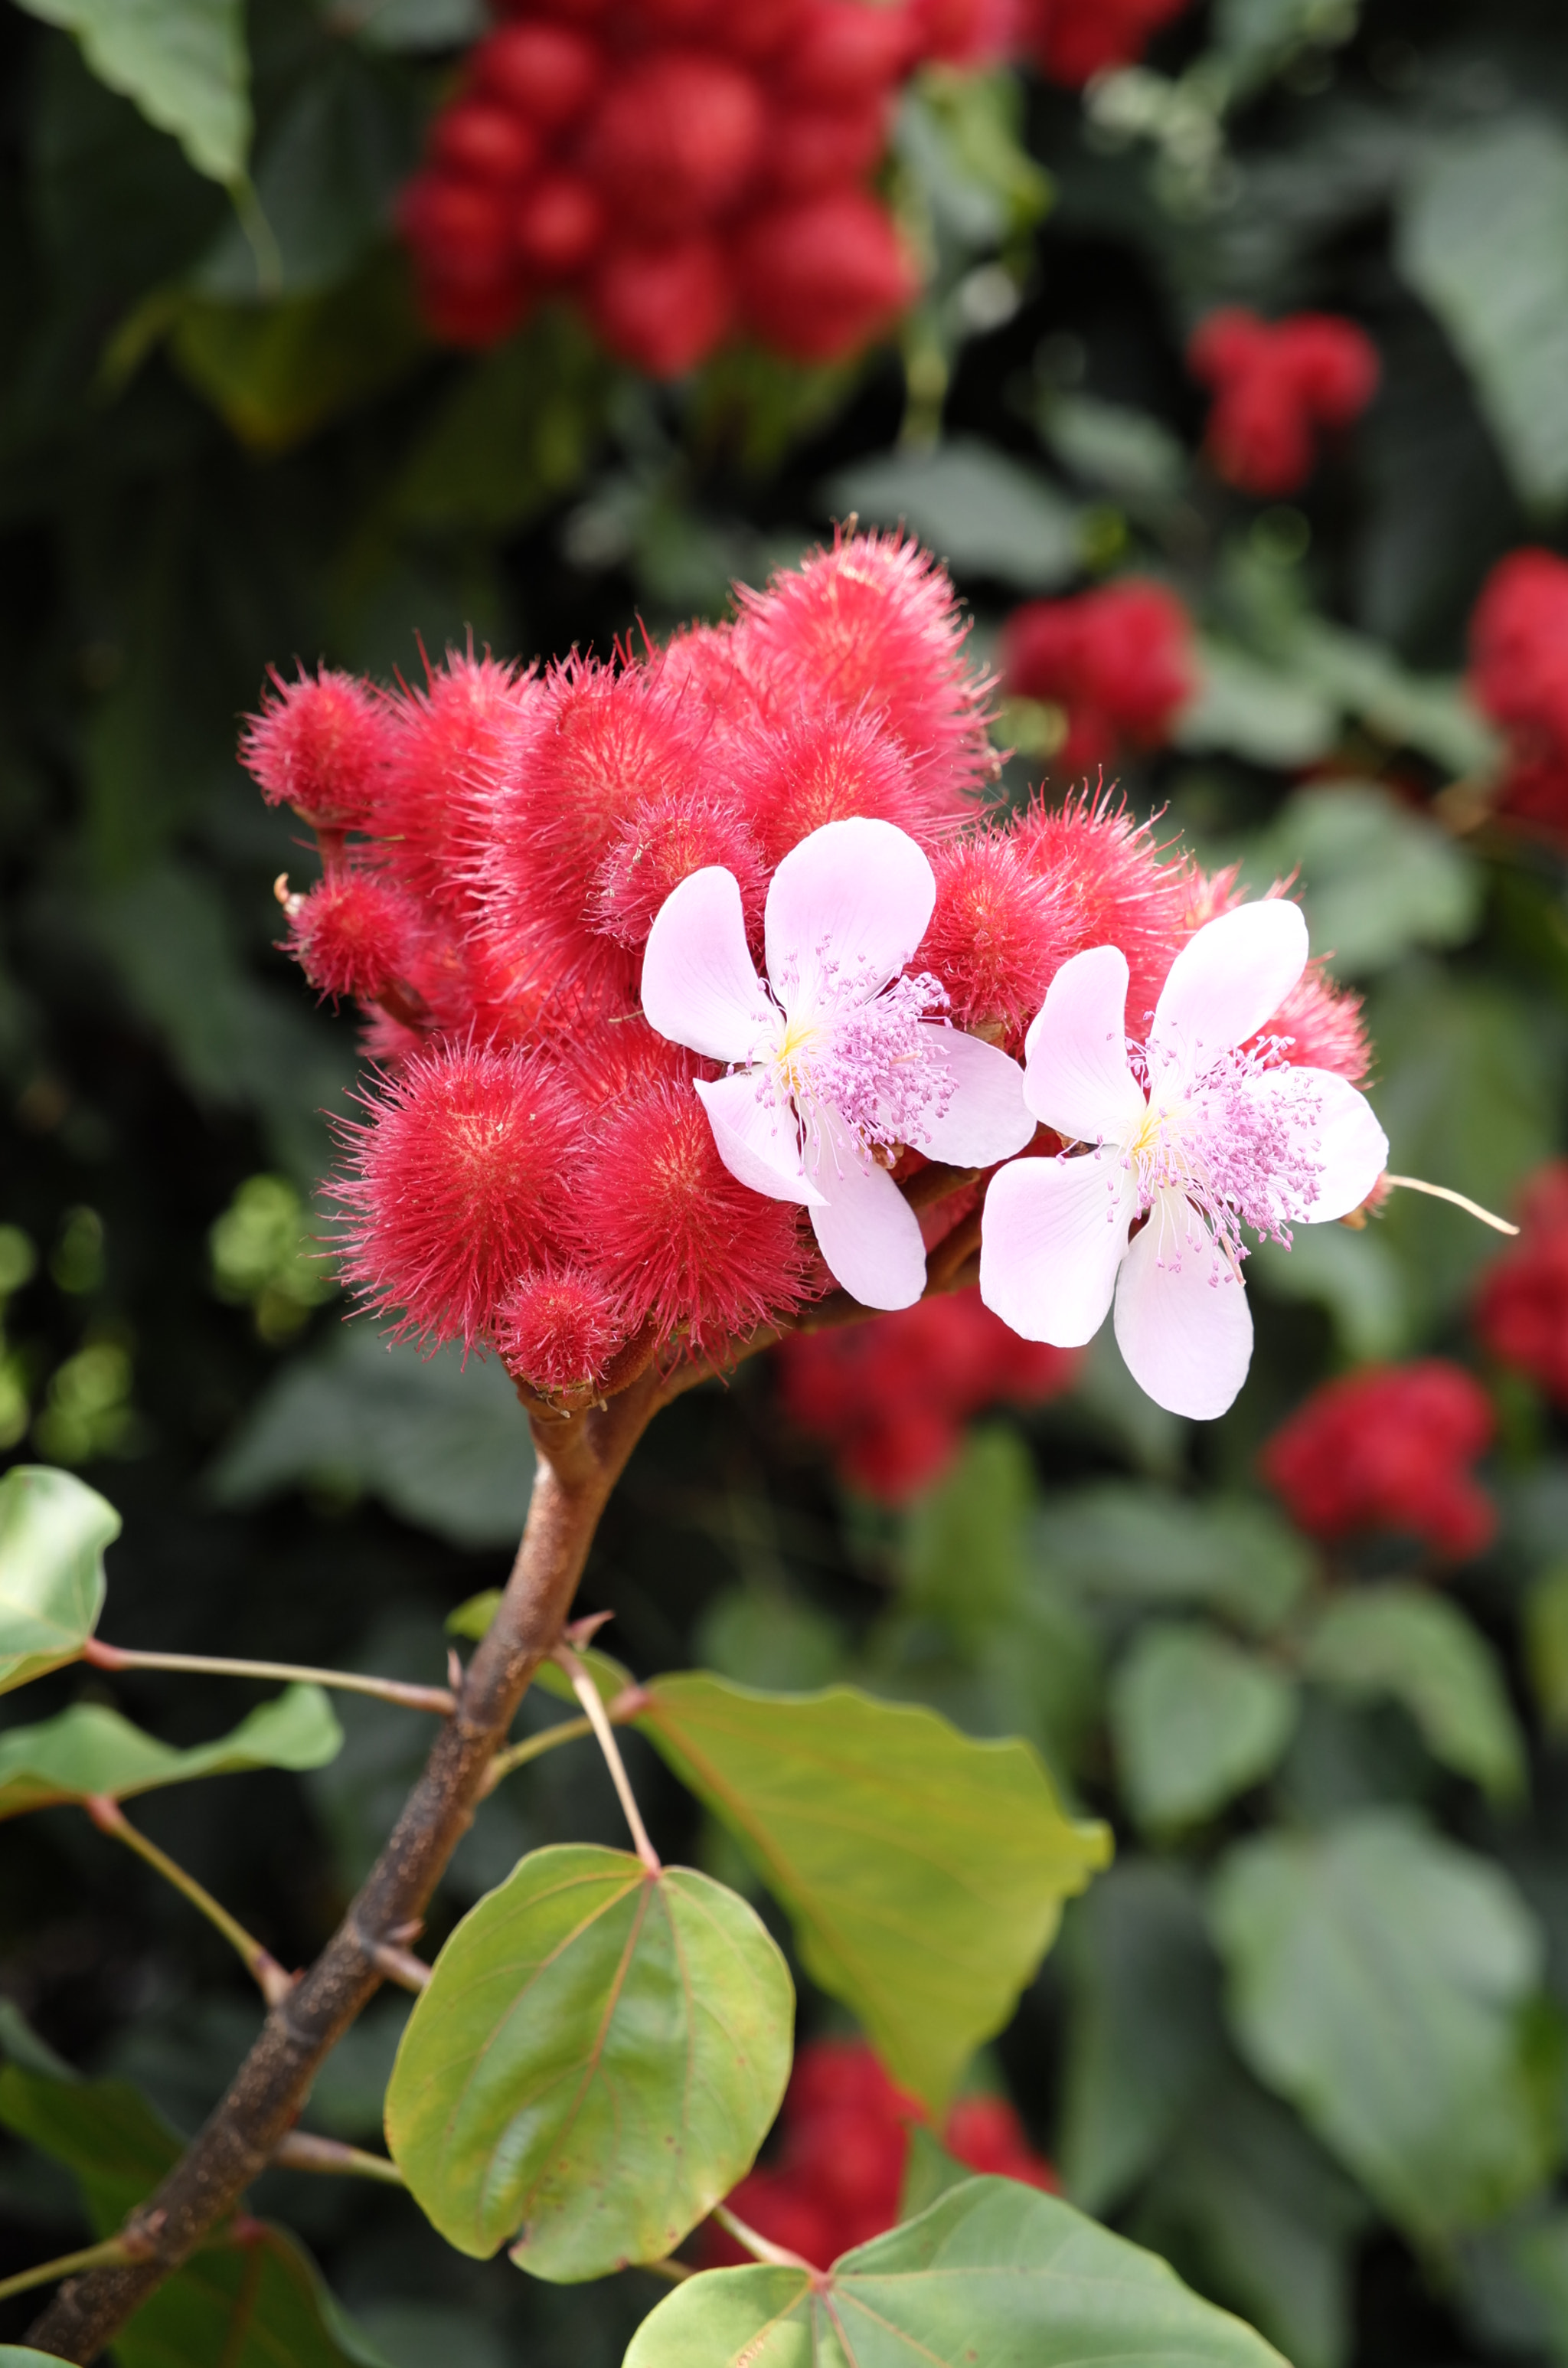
[1113,1187,1254,1421]
[978,1153,1137,1347]
[1149,897,1308,1088]
[641,866,773,1063]
[763,816,936,1011]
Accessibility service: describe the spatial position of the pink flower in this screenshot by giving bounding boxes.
[978,900,1388,1418]
[641,817,1033,1310]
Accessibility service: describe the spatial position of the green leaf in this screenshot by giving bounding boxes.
[1111,1624,1298,1832]
[1040,394,1187,505]
[1059,1861,1227,2217]
[1303,1587,1526,1804]
[624,2175,1287,2368]
[393,312,611,535]
[170,249,428,454]
[1250,783,1481,978]
[1282,622,1498,778]
[1250,1223,1411,1363]
[0,1465,117,1694]
[385,1843,792,2279]
[1210,1810,1559,2240]
[0,2351,86,2363]
[0,2065,395,2365]
[15,0,250,185]
[351,0,486,48]
[1038,1484,1313,1635]
[445,1590,503,1641]
[1525,1565,1568,1733]
[0,1683,342,1820]
[1174,642,1338,768]
[1396,116,1568,511]
[638,1675,1110,2111]
[824,439,1083,592]
[211,1326,534,1551]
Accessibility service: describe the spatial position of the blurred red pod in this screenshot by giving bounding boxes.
[513,173,606,277]
[586,53,766,234]
[399,172,517,285]
[472,23,602,127]
[764,95,888,195]
[717,0,815,58]
[586,235,733,377]
[492,0,607,15]
[909,0,1020,64]
[416,272,535,348]
[784,0,917,102]
[427,98,541,187]
[732,190,915,361]
[634,0,725,30]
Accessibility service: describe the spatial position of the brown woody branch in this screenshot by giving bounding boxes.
[28,1158,989,2361]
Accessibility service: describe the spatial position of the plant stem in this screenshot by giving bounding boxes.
[84,1797,294,2009]
[0,2242,133,2307]
[81,1640,455,1715]
[480,1711,595,1792]
[271,2133,407,2185]
[711,2203,815,2273]
[557,1645,661,1874]
[28,1369,667,2365]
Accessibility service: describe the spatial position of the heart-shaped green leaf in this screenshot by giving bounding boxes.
[0,1467,119,1696]
[385,1843,792,2281]
[1110,1623,1298,1832]
[0,1683,342,1820]
[637,1676,1110,2113]
[623,2175,1287,2368]
[1303,1587,1525,1804]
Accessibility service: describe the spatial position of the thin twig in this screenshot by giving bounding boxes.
[85,1797,294,2008]
[0,2240,135,2307]
[712,2203,815,2273]
[82,1640,455,1715]
[480,1712,595,1794]
[364,1941,430,1994]
[271,2132,407,2185]
[556,1645,661,1874]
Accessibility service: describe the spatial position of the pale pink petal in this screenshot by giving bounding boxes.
[1232,1067,1389,1227]
[1020,945,1146,1143]
[903,1026,1035,1167]
[764,819,936,1019]
[642,867,774,1062]
[1112,1187,1253,1419]
[694,1072,824,1207]
[978,1151,1135,1347]
[1149,901,1308,1088]
[808,1117,928,1310]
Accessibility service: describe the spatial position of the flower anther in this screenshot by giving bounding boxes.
[641,816,1034,1310]
[978,899,1389,1418]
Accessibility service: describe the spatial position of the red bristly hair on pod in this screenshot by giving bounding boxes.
[1001,578,1195,773]
[732,704,937,870]
[734,528,996,811]
[286,873,423,1006]
[495,1261,629,1394]
[573,1065,814,1355]
[591,789,767,951]
[1011,788,1192,1035]
[916,827,1067,1048]
[1256,961,1370,1085]
[1260,1360,1497,1560]
[335,1042,580,1348]
[240,666,392,830]
[377,650,542,919]
[649,619,772,738]
[485,653,712,1006]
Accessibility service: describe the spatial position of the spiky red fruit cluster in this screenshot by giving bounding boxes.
[243,531,1357,1398]
[1468,550,1568,841]
[779,1285,1079,1500]
[1259,1359,1497,1561]
[397,0,948,374]
[1474,1163,1568,1402]
[706,2039,1056,2271]
[1016,0,1191,83]
[1187,308,1380,497]
[1001,580,1196,780]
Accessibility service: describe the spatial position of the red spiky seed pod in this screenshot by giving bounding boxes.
[1188,307,1379,497]
[1260,1361,1497,1560]
[783,1,916,101]
[917,829,1067,1045]
[730,190,915,364]
[337,1042,580,1349]
[1468,549,1568,839]
[240,666,391,830]
[473,21,602,125]
[1001,578,1195,772]
[1011,790,1191,1033]
[1019,0,1191,84]
[495,1262,629,1393]
[378,653,542,924]
[286,873,422,1006]
[513,174,605,277]
[574,1076,813,1353]
[732,706,939,871]
[765,96,888,195]
[1257,962,1370,1086]
[590,791,767,951]
[586,235,733,378]
[586,53,766,235]
[428,100,541,187]
[734,529,994,807]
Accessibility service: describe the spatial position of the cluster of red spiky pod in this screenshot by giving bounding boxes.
[1260,1359,1496,1561]
[395,0,1010,373]
[778,1286,1079,1500]
[1187,308,1380,497]
[1474,1161,1568,1402]
[1468,551,1568,841]
[243,530,1370,1400]
[705,2039,1056,2270]
[1001,578,1196,782]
